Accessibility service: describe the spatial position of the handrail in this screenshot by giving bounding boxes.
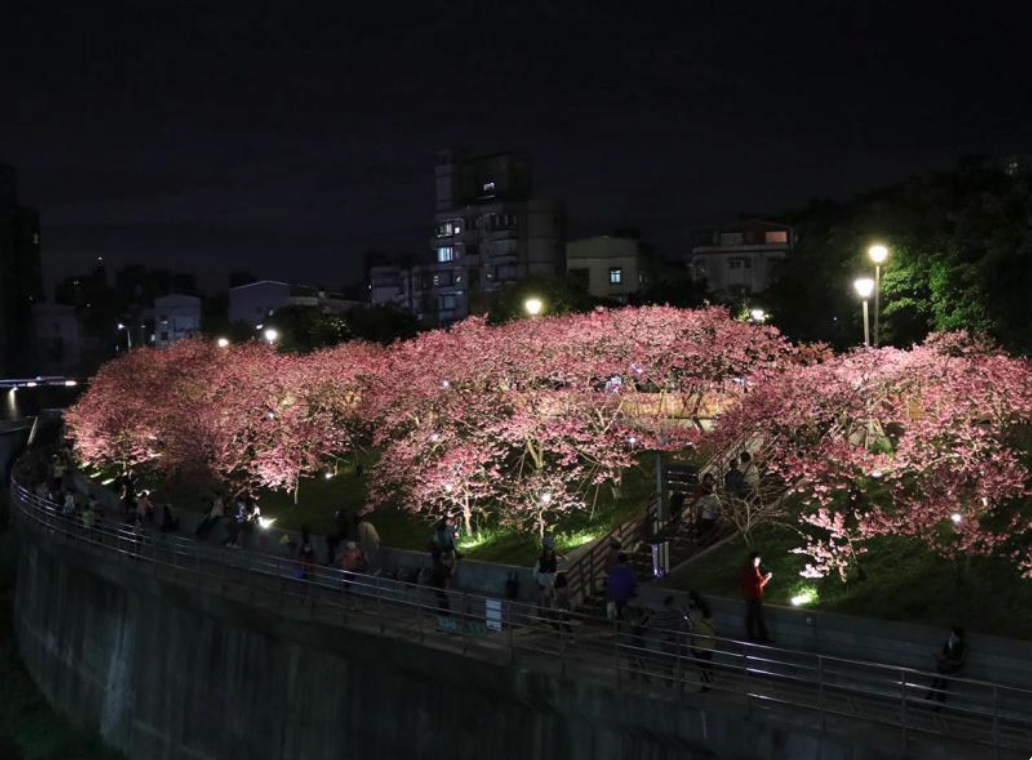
[9,462,1032,755]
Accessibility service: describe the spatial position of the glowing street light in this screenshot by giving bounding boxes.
[853,277,875,348]
[216,337,230,348]
[117,322,133,350]
[263,328,279,344]
[950,512,963,525]
[540,491,554,505]
[524,297,544,317]
[868,244,889,347]
[749,308,768,323]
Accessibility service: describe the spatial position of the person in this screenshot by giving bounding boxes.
[61,489,77,517]
[926,626,967,709]
[195,494,224,540]
[121,485,138,524]
[430,516,460,612]
[740,451,760,496]
[297,526,317,581]
[159,502,180,533]
[741,551,773,642]
[355,512,381,574]
[137,490,156,524]
[223,498,246,548]
[340,541,366,574]
[605,552,637,621]
[688,591,717,691]
[724,460,746,499]
[604,537,622,572]
[82,500,98,530]
[533,543,566,620]
[325,507,352,565]
[651,595,689,686]
[626,604,653,682]
[695,474,721,544]
[553,572,575,641]
[239,500,260,549]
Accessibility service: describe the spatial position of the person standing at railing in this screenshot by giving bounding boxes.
[741,551,773,643]
[533,541,566,622]
[298,525,317,581]
[195,495,225,540]
[926,626,967,710]
[688,591,717,692]
[356,512,381,575]
[430,515,461,613]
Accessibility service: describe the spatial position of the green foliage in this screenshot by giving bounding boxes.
[264,305,349,353]
[769,159,1032,353]
[341,304,418,345]
[476,274,604,325]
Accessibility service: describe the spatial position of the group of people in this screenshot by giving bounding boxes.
[195,493,262,549]
[669,451,761,545]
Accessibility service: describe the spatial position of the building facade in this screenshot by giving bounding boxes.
[31,303,81,375]
[371,150,565,326]
[566,234,648,302]
[230,280,360,327]
[147,294,202,347]
[0,164,43,375]
[688,219,793,297]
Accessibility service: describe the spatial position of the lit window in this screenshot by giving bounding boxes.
[609,267,623,284]
[765,230,788,244]
[437,246,455,263]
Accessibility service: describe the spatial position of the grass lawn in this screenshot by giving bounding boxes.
[664,524,1032,640]
[0,527,123,760]
[257,454,660,567]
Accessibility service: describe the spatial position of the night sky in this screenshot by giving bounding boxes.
[2,1,1029,294]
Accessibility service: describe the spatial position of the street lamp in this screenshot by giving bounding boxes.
[117,322,132,350]
[868,244,889,346]
[263,328,279,344]
[216,337,230,348]
[524,297,544,317]
[853,277,875,348]
[749,308,767,323]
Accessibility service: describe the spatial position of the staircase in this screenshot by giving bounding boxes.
[566,436,773,614]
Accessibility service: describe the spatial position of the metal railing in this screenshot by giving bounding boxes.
[9,467,1032,756]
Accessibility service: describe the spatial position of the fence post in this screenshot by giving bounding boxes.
[377,575,385,634]
[900,668,908,752]
[991,684,999,754]
[507,602,514,664]
[817,655,825,730]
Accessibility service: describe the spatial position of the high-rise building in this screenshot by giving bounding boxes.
[371,149,565,326]
[0,163,43,375]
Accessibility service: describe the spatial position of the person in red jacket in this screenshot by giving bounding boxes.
[741,551,773,642]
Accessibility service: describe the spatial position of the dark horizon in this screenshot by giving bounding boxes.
[2,1,1029,294]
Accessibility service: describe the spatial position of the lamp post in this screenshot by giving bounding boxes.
[117,322,132,350]
[853,277,875,348]
[263,328,279,344]
[524,297,544,317]
[868,244,889,347]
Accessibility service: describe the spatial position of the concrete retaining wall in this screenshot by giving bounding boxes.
[14,520,996,760]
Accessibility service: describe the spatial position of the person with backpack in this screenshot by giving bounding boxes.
[688,591,717,692]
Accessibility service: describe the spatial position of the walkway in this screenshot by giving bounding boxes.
[9,469,1032,759]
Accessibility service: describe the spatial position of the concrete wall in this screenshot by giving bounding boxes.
[14,519,996,760]
[0,420,31,484]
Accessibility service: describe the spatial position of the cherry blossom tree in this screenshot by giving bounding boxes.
[367,306,799,535]
[711,332,1032,578]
